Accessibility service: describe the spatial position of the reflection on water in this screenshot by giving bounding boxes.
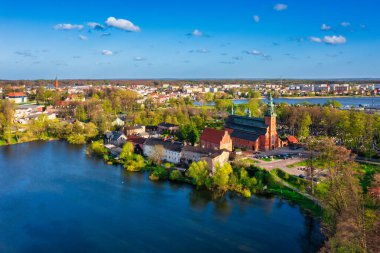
[0,141,324,253]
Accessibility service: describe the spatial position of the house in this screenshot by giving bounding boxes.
[126,135,147,154]
[181,146,230,173]
[158,122,179,134]
[146,125,158,134]
[6,92,28,104]
[112,117,125,127]
[15,104,44,120]
[104,131,127,147]
[124,124,145,136]
[200,128,233,151]
[225,95,283,151]
[104,144,123,157]
[143,138,183,164]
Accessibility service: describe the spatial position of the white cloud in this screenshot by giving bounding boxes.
[102,49,113,56]
[191,29,203,36]
[323,35,347,45]
[105,17,140,32]
[196,48,209,53]
[253,15,260,23]
[340,22,351,27]
[54,24,84,30]
[273,3,288,11]
[133,56,146,61]
[189,48,209,53]
[79,35,88,40]
[309,36,322,43]
[87,22,105,30]
[321,24,331,31]
[244,50,262,55]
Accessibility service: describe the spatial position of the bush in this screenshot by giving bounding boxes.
[124,154,146,172]
[67,134,86,144]
[89,140,108,157]
[149,166,169,181]
[169,170,183,181]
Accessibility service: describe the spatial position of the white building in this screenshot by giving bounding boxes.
[6,92,28,104]
[143,138,183,164]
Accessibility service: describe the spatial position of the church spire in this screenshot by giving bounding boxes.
[54,76,58,89]
[265,93,276,117]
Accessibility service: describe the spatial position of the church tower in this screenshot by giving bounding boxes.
[54,76,59,89]
[264,94,278,149]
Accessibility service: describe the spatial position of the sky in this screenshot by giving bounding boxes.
[0,0,379,79]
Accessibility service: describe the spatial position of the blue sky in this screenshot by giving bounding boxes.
[0,0,379,79]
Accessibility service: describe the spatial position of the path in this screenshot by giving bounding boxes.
[269,170,322,207]
[254,157,306,176]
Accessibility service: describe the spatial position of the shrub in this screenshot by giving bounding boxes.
[89,140,108,157]
[169,170,183,181]
[149,166,169,181]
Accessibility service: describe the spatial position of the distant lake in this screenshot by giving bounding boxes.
[0,141,324,253]
[195,97,380,107]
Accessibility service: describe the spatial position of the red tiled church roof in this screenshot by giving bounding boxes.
[200,128,227,144]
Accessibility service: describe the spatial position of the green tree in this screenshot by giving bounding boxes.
[169,170,183,181]
[298,113,312,140]
[324,99,342,108]
[186,160,210,188]
[212,162,233,191]
[120,142,134,160]
[89,140,108,157]
[215,99,233,112]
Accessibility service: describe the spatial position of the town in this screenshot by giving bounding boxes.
[1,79,379,252]
[2,0,380,252]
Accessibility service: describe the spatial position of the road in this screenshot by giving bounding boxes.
[254,157,306,176]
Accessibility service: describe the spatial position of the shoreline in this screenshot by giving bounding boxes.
[0,138,58,147]
[278,95,376,99]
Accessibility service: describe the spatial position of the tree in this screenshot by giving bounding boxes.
[247,99,261,117]
[212,162,233,191]
[215,99,233,112]
[120,142,134,160]
[169,170,183,181]
[0,99,16,142]
[75,104,88,122]
[176,124,199,145]
[310,137,367,252]
[186,160,210,188]
[204,92,214,102]
[149,145,165,165]
[250,91,261,99]
[149,166,168,180]
[124,154,145,172]
[298,113,312,140]
[89,140,108,157]
[324,99,342,109]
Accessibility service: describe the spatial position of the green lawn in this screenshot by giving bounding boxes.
[260,157,280,162]
[355,163,380,193]
[271,168,309,192]
[287,158,326,169]
[268,183,322,217]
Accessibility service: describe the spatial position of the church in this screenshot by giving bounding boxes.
[224,95,283,151]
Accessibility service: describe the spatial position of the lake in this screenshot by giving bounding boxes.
[195,96,380,107]
[0,141,324,253]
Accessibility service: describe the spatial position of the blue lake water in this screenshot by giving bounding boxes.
[195,97,380,107]
[0,141,324,253]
